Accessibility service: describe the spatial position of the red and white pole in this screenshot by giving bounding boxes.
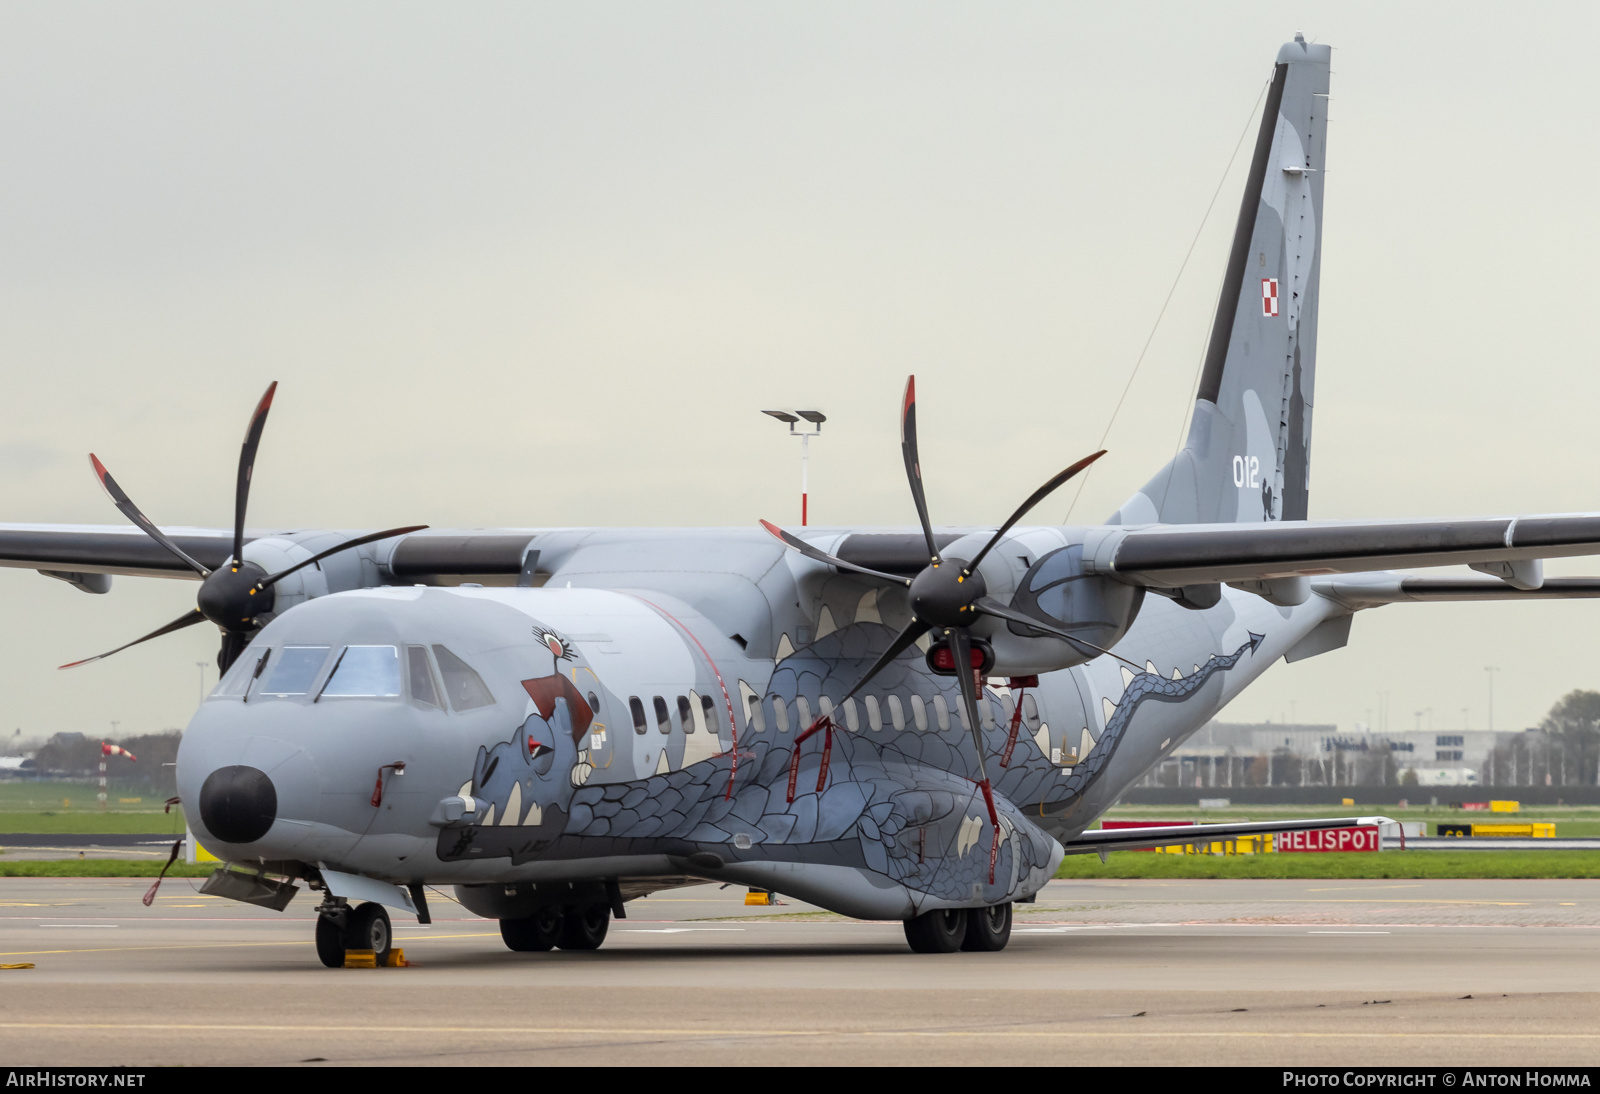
[800,430,811,526]
[98,743,137,813]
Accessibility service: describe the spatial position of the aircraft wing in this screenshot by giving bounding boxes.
[1096,514,1600,587]
[0,523,542,583]
[0,523,240,580]
[1061,815,1393,857]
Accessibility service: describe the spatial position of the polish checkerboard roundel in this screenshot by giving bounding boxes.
[1261,278,1279,317]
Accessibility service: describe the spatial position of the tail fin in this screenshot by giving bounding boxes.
[1116,36,1330,526]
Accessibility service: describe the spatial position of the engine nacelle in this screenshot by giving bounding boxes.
[980,544,1144,677]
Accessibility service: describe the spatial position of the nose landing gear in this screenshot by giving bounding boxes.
[314,898,393,968]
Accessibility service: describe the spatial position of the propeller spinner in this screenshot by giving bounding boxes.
[62,383,426,674]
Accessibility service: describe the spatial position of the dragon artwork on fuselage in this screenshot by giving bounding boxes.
[436,613,1266,911]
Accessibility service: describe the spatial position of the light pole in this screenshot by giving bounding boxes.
[762,410,826,526]
[1484,666,1500,731]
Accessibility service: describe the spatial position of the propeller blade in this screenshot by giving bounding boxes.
[758,520,912,587]
[947,627,993,782]
[88,455,210,577]
[58,609,207,669]
[836,619,932,704]
[899,376,940,565]
[972,595,1144,671]
[232,381,278,566]
[962,450,1107,577]
[258,525,429,589]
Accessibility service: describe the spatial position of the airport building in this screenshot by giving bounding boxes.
[1145,722,1515,789]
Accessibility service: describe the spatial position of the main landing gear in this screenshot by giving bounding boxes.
[314,898,393,968]
[499,902,611,953]
[903,903,1012,953]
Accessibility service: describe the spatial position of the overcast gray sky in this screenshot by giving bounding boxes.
[2,1,1597,745]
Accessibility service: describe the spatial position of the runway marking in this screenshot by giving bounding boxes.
[1307,931,1391,935]
[0,931,501,959]
[1,1022,1600,1042]
[41,924,118,928]
[1305,885,1422,892]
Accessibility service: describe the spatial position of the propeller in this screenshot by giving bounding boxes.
[760,375,1112,881]
[62,382,426,674]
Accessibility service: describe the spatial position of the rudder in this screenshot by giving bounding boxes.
[1116,35,1331,526]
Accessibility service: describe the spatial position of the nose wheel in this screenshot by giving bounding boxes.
[314,899,393,968]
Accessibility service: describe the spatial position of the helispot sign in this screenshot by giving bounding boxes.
[1278,826,1380,853]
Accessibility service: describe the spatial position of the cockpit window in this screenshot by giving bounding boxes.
[259,646,331,696]
[407,646,442,708]
[322,645,401,698]
[213,647,267,699]
[432,645,495,711]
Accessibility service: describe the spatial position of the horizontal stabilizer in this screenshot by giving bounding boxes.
[1062,815,1393,856]
[1317,574,1600,607]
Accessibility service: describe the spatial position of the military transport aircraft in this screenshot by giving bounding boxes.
[6,36,1600,964]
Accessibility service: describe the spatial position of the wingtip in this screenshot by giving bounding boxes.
[88,453,107,480]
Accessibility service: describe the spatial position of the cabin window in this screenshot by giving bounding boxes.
[910,694,928,732]
[979,692,996,728]
[322,645,401,698]
[842,697,860,732]
[745,694,765,732]
[260,646,330,696]
[887,695,906,731]
[795,696,813,731]
[999,694,1015,730]
[771,697,790,733]
[700,694,718,736]
[587,691,603,721]
[432,646,495,711]
[955,695,973,731]
[1022,694,1041,730]
[864,695,883,732]
[406,646,442,708]
[932,694,951,731]
[629,696,648,734]
[653,695,671,733]
[677,695,694,731]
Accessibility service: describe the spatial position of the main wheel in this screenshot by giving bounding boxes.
[345,902,392,964]
[500,907,563,952]
[904,908,968,953]
[961,903,1012,952]
[556,904,609,951]
[314,913,346,968]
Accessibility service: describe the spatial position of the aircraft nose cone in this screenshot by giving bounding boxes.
[198,765,278,844]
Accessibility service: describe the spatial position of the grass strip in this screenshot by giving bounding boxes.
[1055,850,1600,879]
[0,860,214,878]
[0,812,185,835]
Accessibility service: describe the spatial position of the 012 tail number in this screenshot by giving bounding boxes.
[1232,455,1261,489]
